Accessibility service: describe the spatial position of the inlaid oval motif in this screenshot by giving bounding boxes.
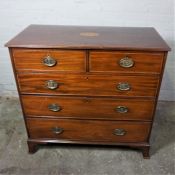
[80,32,99,37]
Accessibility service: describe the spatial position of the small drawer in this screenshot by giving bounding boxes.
[22,95,155,121]
[27,118,151,142]
[12,49,86,72]
[90,51,164,74]
[17,73,159,97]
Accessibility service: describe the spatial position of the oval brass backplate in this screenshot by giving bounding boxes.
[52,127,64,134]
[119,57,134,68]
[116,106,128,113]
[43,55,57,67]
[117,82,131,91]
[113,128,126,136]
[46,80,59,90]
[48,104,62,112]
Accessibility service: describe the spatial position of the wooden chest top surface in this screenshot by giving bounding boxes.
[5,25,170,51]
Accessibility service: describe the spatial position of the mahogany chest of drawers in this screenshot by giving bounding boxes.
[5,25,170,158]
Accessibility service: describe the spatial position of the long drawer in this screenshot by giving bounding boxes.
[12,49,86,72]
[27,118,151,142]
[17,73,159,97]
[22,95,155,120]
[90,51,164,74]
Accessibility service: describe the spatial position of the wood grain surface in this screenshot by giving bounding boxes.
[13,49,86,72]
[27,118,151,142]
[90,51,164,74]
[5,25,170,51]
[22,95,155,120]
[6,25,170,157]
[17,73,159,97]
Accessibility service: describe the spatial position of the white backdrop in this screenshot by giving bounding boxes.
[0,0,174,100]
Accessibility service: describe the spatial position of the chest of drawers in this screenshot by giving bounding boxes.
[5,25,170,158]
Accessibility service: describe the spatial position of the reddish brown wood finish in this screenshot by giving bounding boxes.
[27,140,38,154]
[27,139,150,158]
[12,49,86,72]
[141,146,150,159]
[27,118,151,142]
[90,51,164,74]
[5,25,171,158]
[17,73,159,97]
[22,95,155,121]
[5,25,170,51]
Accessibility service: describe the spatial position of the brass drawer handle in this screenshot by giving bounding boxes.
[48,104,62,112]
[52,127,64,134]
[116,106,128,113]
[46,80,59,90]
[113,128,126,136]
[119,57,134,68]
[117,82,131,91]
[43,55,57,67]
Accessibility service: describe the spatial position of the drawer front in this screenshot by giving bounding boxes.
[18,73,159,97]
[12,49,86,72]
[90,51,164,73]
[27,118,151,142]
[22,95,155,120]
